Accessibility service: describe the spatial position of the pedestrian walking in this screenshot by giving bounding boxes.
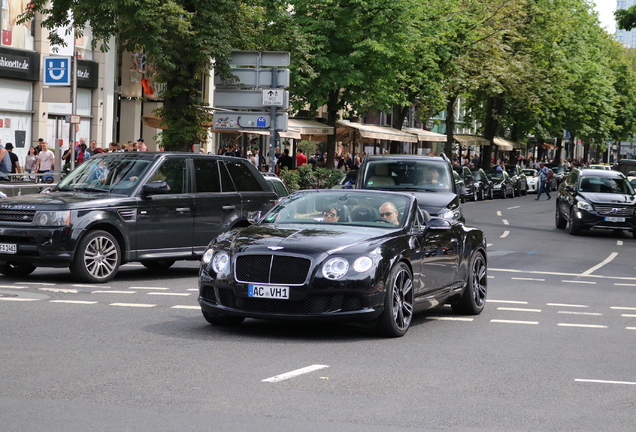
[534,162,551,201]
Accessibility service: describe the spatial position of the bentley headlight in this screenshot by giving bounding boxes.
[34,211,70,226]
[577,201,593,212]
[323,257,349,280]
[211,251,230,273]
[353,256,373,273]
[202,248,214,264]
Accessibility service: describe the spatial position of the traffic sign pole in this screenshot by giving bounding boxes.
[269,67,278,173]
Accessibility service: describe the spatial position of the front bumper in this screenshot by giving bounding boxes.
[0,226,76,267]
[198,269,385,322]
[572,210,636,232]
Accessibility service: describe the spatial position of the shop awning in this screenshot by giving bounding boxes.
[245,129,302,140]
[288,119,334,136]
[453,134,490,146]
[541,143,557,150]
[493,138,516,151]
[337,121,417,143]
[402,127,447,142]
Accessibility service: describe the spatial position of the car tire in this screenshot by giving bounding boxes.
[0,262,36,277]
[555,204,567,229]
[202,310,245,326]
[471,188,477,201]
[376,262,413,338]
[71,230,121,283]
[477,189,484,201]
[452,252,487,315]
[514,185,520,197]
[568,209,580,236]
[140,259,176,270]
[489,189,494,200]
[522,185,528,196]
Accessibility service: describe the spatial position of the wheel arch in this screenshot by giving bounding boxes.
[75,222,128,264]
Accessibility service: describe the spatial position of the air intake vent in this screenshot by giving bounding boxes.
[118,209,137,222]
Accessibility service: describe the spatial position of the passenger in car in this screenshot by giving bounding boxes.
[323,204,343,223]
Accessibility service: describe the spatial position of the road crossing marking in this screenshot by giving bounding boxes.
[617,240,623,246]
[39,288,79,293]
[147,292,191,296]
[73,284,111,288]
[129,286,170,290]
[557,323,607,329]
[575,379,636,386]
[92,290,135,294]
[16,282,55,286]
[427,316,474,321]
[502,219,509,225]
[626,327,636,330]
[487,300,528,304]
[0,297,39,301]
[0,285,26,289]
[620,314,636,318]
[611,306,636,311]
[615,283,636,286]
[109,303,156,308]
[581,252,618,276]
[171,305,200,310]
[558,311,602,316]
[489,268,636,281]
[511,277,545,281]
[547,303,588,308]
[506,206,520,210]
[500,231,510,238]
[50,300,98,304]
[497,211,502,216]
[491,319,538,325]
[497,307,542,312]
[561,280,597,284]
[262,365,329,383]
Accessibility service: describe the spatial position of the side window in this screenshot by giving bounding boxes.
[224,160,263,191]
[193,159,220,193]
[149,158,186,194]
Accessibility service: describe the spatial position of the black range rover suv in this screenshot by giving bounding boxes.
[0,152,277,282]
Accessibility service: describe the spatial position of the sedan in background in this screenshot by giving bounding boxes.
[487,170,515,198]
[198,189,488,337]
[505,165,528,196]
[523,169,539,193]
[470,168,494,200]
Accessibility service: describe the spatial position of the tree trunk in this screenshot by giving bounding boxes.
[444,96,457,156]
[482,96,504,170]
[325,89,341,170]
[554,137,563,163]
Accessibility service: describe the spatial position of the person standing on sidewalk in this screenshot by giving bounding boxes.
[535,162,551,201]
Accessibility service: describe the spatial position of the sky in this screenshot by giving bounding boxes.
[594,0,616,33]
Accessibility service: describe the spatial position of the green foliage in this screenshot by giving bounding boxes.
[296,141,316,156]
[279,165,344,193]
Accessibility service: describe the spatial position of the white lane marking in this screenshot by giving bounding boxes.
[511,277,545,281]
[0,285,26,289]
[487,243,493,247]
[497,211,502,216]
[487,300,528,304]
[547,303,588,308]
[427,316,473,321]
[497,307,542,312]
[557,323,607,329]
[581,252,619,276]
[615,283,636,287]
[262,365,329,383]
[506,206,520,210]
[621,314,636,318]
[491,319,538,325]
[489,268,636,281]
[187,289,198,291]
[73,284,111,288]
[617,241,623,246]
[16,282,55,286]
[627,327,636,330]
[500,231,510,238]
[50,300,98,304]
[611,307,636,311]
[128,286,170,290]
[487,276,495,279]
[575,379,636,386]
[0,297,39,301]
[109,303,156,308]
[147,292,191,296]
[562,280,597,285]
[92,290,135,294]
[502,219,509,225]
[171,305,200,310]
[39,288,79,293]
[558,311,602,316]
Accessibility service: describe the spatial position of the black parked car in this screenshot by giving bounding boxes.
[546,163,570,186]
[453,166,479,202]
[470,168,494,200]
[0,152,277,282]
[555,168,636,237]
[505,165,528,196]
[198,189,487,337]
[356,154,464,222]
[487,170,515,198]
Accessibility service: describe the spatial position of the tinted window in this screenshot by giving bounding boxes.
[224,160,263,191]
[194,159,220,193]
[149,158,186,194]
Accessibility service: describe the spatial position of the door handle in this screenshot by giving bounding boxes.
[176,207,191,213]
[222,205,236,211]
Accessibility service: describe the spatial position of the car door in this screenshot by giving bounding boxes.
[192,157,243,255]
[135,157,194,259]
[416,215,460,299]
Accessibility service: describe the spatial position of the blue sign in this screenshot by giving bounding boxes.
[43,57,71,86]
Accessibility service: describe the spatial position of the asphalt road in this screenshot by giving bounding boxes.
[1,194,635,432]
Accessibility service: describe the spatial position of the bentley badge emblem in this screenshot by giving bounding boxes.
[268,246,284,250]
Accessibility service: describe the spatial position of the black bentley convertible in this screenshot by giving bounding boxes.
[198,189,487,337]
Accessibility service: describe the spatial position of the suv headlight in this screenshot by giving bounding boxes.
[577,201,593,212]
[34,211,70,226]
[438,207,463,221]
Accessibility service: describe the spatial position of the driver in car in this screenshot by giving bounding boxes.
[379,202,400,225]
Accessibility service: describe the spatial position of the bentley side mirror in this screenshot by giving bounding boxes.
[427,217,452,231]
[247,211,262,225]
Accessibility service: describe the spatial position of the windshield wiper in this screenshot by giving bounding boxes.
[397,187,439,192]
[76,187,110,193]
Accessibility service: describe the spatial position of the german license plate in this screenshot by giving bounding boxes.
[248,285,289,299]
[0,243,17,254]
[604,217,625,222]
